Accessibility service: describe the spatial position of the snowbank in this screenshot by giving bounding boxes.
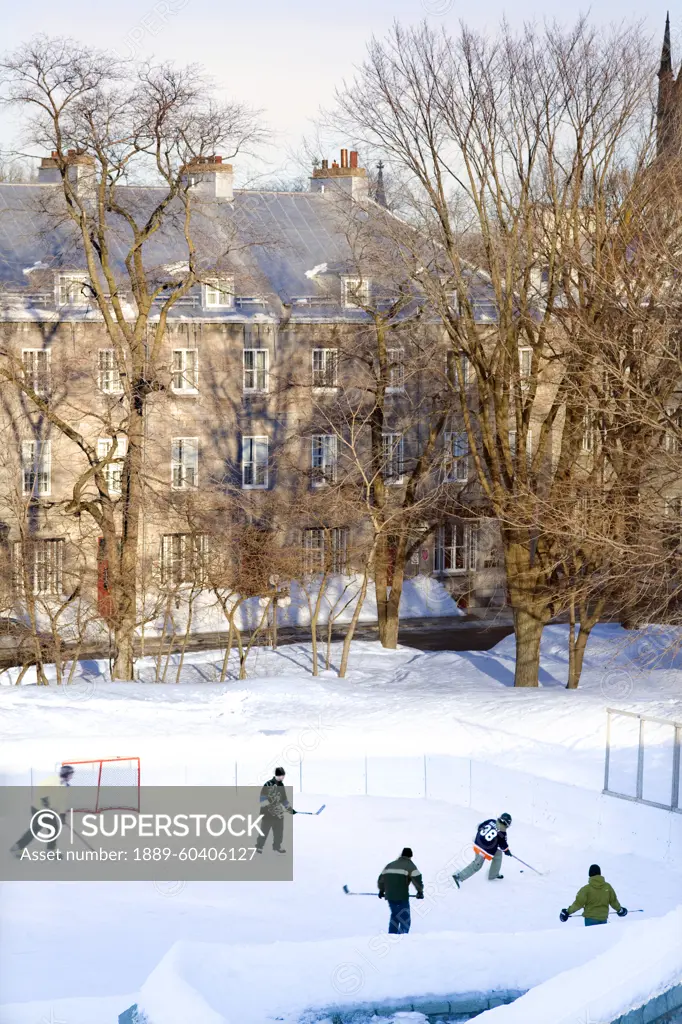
[475,906,682,1023]
[145,573,462,635]
[137,928,617,1024]
[0,993,135,1024]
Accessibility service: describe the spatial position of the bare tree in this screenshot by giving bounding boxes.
[0,36,264,678]
[332,19,682,685]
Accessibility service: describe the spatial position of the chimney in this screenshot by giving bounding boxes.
[310,148,368,201]
[181,154,234,200]
[38,150,96,191]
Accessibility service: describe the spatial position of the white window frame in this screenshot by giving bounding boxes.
[664,410,681,454]
[312,348,338,391]
[386,348,405,392]
[171,349,199,393]
[303,526,349,574]
[14,538,64,595]
[311,434,338,487]
[444,430,469,483]
[447,350,470,387]
[56,273,90,307]
[21,439,51,497]
[161,533,209,587]
[243,349,269,394]
[382,433,404,485]
[98,350,124,394]
[97,436,127,497]
[203,277,234,308]
[434,522,477,574]
[242,435,269,489]
[509,429,533,465]
[519,347,532,385]
[582,410,595,452]
[171,437,199,490]
[343,276,370,308]
[22,349,51,396]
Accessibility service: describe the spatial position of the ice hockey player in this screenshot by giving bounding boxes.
[255,767,296,855]
[560,864,628,926]
[10,764,74,858]
[452,812,512,887]
[378,847,424,934]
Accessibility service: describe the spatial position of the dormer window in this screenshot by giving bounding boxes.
[343,277,370,308]
[56,273,91,307]
[203,277,234,308]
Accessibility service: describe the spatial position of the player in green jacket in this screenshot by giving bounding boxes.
[560,864,628,926]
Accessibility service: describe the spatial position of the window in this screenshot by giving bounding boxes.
[98,350,123,394]
[22,350,51,396]
[312,348,338,390]
[386,349,405,391]
[471,297,498,323]
[664,410,682,454]
[303,527,349,574]
[243,349,269,393]
[161,533,209,587]
[242,435,268,489]
[444,431,469,483]
[171,438,199,489]
[509,429,533,464]
[343,277,370,307]
[57,273,90,306]
[447,351,470,387]
[97,437,127,497]
[311,434,338,486]
[519,347,532,383]
[171,349,198,393]
[14,538,64,595]
[435,522,477,574]
[21,440,51,497]
[203,277,234,308]
[382,433,404,484]
[582,410,595,452]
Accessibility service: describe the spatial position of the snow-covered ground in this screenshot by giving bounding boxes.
[0,795,679,1020]
[0,624,681,1023]
[1,624,681,792]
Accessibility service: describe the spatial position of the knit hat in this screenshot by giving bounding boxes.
[274,767,286,777]
[401,847,413,858]
[589,864,601,877]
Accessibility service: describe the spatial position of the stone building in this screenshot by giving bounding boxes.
[0,148,505,626]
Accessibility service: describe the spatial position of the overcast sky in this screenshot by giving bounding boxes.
[0,0,667,181]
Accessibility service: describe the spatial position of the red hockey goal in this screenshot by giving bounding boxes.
[60,756,141,812]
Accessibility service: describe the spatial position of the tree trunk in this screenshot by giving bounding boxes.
[110,397,145,681]
[512,607,544,687]
[567,593,577,690]
[339,566,372,677]
[382,555,406,650]
[374,534,390,644]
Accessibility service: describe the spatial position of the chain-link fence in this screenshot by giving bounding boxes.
[604,708,682,812]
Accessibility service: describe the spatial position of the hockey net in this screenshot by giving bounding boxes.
[60,756,141,813]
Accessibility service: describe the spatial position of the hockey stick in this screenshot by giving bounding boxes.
[512,855,545,876]
[296,805,326,816]
[342,885,418,898]
[568,909,643,919]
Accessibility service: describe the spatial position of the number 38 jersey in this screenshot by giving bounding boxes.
[473,818,509,856]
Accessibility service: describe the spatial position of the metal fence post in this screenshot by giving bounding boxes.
[673,727,681,811]
[636,716,644,801]
[603,711,611,794]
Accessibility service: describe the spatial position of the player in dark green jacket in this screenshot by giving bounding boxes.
[560,864,628,926]
[377,847,424,934]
